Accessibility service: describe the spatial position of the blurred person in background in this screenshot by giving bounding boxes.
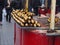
[6,0,12,23]
[32,0,41,15]
[0,0,5,25]
[10,0,22,9]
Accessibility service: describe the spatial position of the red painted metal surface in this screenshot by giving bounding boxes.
[14,23,60,45]
[14,23,16,43]
[23,30,49,45]
[55,37,60,45]
[14,23,22,45]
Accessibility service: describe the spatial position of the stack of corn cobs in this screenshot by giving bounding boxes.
[11,9,40,27]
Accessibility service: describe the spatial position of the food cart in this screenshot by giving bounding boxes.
[11,0,60,45]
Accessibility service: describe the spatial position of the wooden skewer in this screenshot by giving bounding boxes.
[50,0,56,30]
[25,0,28,12]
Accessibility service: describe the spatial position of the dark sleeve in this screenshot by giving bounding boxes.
[29,0,35,8]
[4,0,8,7]
[31,0,41,8]
[10,1,17,9]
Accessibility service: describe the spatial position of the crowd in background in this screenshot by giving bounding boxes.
[0,0,60,25]
[0,0,22,24]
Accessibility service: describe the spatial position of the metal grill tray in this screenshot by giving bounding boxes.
[46,33,60,36]
[12,15,60,30]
